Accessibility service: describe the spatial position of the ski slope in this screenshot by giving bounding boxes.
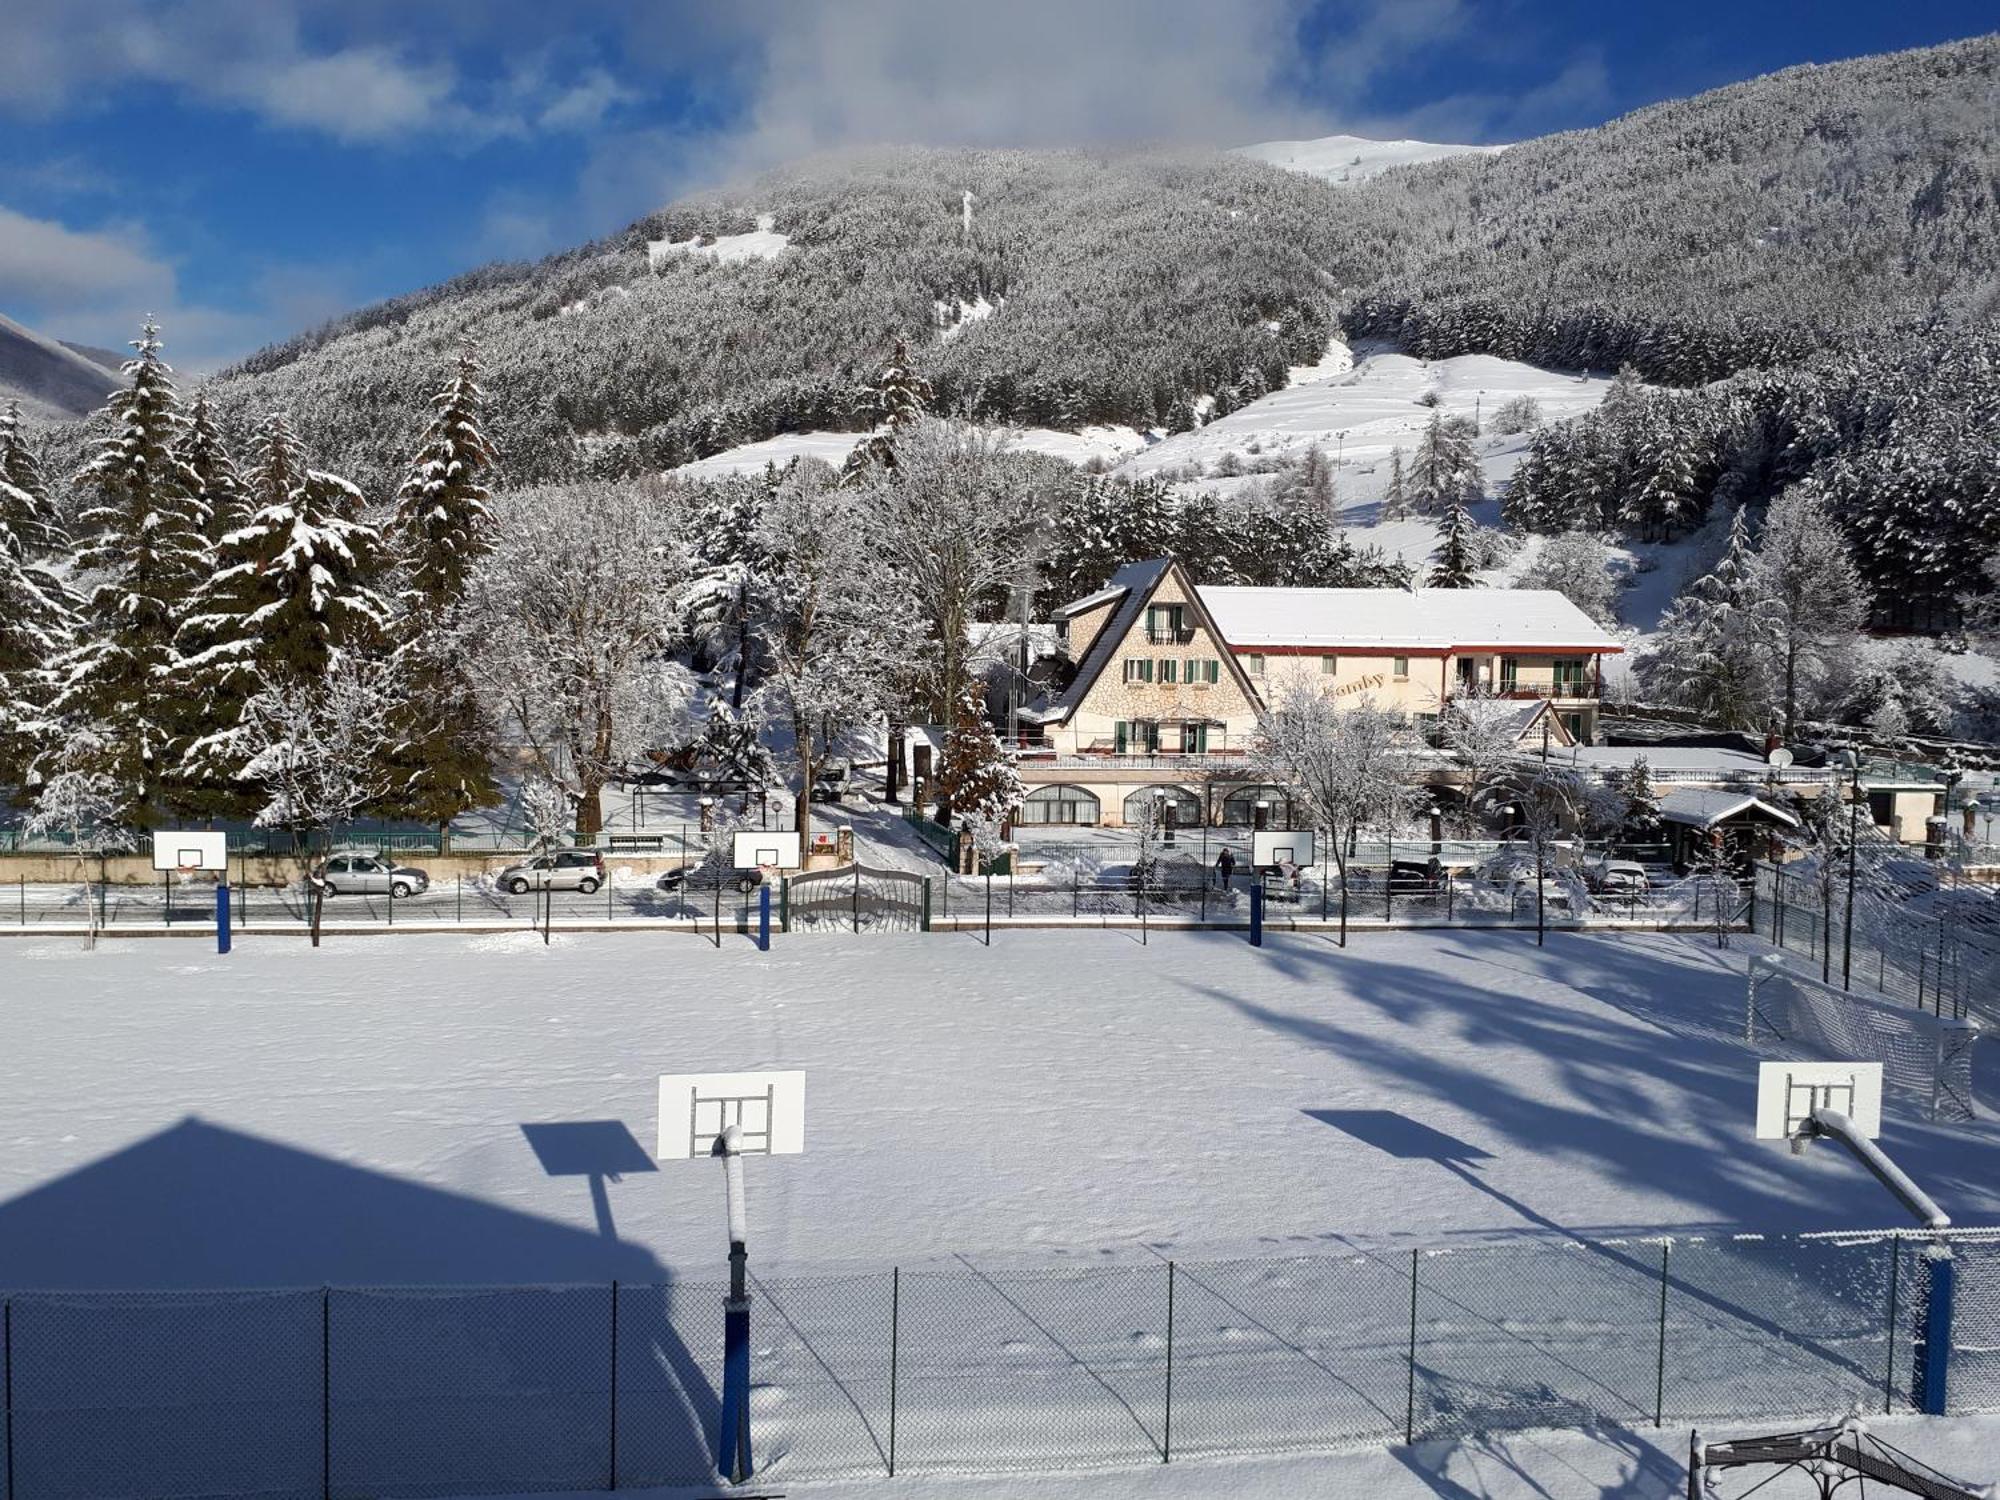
[1237,133,1504,184]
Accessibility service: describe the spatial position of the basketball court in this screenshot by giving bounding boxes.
[0,927,1996,1290]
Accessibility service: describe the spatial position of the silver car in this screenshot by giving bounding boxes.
[496,847,606,895]
[314,853,431,898]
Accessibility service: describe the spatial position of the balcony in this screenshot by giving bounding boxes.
[1483,680,1601,701]
[1146,627,1198,645]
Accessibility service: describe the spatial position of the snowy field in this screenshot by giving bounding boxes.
[485,1415,2000,1500]
[3,928,1997,1291]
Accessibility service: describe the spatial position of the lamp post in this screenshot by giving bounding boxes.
[1835,748,1864,991]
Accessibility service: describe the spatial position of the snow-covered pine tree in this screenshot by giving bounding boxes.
[1634,508,1773,730]
[392,341,498,610]
[1406,410,1482,516]
[0,399,68,557]
[0,492,77,794]
[1613,755,1663,846]
[1622,400,1708,541]
[935,684,1024,862]
[1428,496,1480,588]
[176,413,393,801]
[43,322,208,822]
[1380,445,1409,522]
[177,394,249,545]
[1745,481,1865,740]
[375,344,503,831]
[844,337,934,478]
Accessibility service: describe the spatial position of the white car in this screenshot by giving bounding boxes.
[495,848,607,895]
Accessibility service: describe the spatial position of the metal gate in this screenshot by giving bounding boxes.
[784,863,927,933]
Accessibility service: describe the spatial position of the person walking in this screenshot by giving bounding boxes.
[1215,846,1236,889]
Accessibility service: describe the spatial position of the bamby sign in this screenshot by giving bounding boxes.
[1332,672,1387,698]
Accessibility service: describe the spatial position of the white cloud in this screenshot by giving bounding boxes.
[0,206,174,310]
[220,47,462,144]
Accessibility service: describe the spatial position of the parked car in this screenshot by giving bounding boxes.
[496,847,606,895]
[811,759,851,803]
[1588,860,1652,896]
[657,863,765,896]
[312,852,430,898]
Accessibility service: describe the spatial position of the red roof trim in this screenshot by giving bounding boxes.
[1227,643,1624,657]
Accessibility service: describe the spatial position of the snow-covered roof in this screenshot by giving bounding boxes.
[1196,586,1621,652]
[1051,583,1128,619]
[1658,790,1800,830]
[1038,560,1172,724]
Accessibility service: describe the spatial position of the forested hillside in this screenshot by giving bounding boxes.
[26,34,2000,622]
[1343,34,1999,385]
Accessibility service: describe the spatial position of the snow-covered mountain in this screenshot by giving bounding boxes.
[1236,133,1502,183]
[0,311,120,422]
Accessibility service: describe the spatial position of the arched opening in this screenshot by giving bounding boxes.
[1122,785,1202,826]
[1220,784,1298,827]
[1015,784,1101,827]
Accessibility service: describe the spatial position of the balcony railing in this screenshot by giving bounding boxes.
[1146,627,1198,645]
[1483,681,1601,701]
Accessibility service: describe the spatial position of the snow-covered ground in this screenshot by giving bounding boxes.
[4,928,1996,1290]
[1116,340,1614,491]
[481,1414,2000,1500]
[646,212,790,268]
[1237,133,1505,184]
[669,423,1149,479]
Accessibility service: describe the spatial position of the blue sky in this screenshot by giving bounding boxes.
[1,0,1991,370]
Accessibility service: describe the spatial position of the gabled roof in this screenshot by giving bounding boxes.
[1658,789,1801,830]
[1196,585,1622,652]
[1036,559,1263,726]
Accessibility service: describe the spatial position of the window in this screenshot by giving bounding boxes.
[1498,655,1520,691]
[1393,656,1410,681]
[1018,784,1101,826]
[1122,658,1154,684]
[1114,720,1159,753]
[1194,659,1220,684]
[1553,658,1589,695]
[1185,722,1210,753]
[1160,658,1178,684]
[1245,654,1266,677]
[1146,603,1190,644]
[1319,655,1339,676]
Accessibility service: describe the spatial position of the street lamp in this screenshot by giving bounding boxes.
[1835,747,1864,992]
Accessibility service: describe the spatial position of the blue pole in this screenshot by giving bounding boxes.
[1250,883,1264,947]
[757,884,771,952]
[720,1251,752,1480]
[216,882,232,955]
[1914,1243,1955,1415]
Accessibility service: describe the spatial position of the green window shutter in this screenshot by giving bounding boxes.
[1114,721,1128,752]
[1206,659,1220,684]
[1142,659,1154,682]
[1161,659,1177,684]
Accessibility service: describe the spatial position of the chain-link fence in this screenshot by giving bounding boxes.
[1752,861,2000,1027]
[4,1229,1996,1497]
[2,872,767,938]
[928,860,1745,934]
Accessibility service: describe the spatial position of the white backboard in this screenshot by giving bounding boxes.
[732,829,801,870]
[657,1070,805,1160]
[1253,829,1316,868]
[152,830,228,872]
[1756,1061,1883,1140]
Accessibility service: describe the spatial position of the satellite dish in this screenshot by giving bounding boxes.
[1767,747,1796,769]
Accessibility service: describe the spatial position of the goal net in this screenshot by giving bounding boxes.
[1748,955,1978,1123]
